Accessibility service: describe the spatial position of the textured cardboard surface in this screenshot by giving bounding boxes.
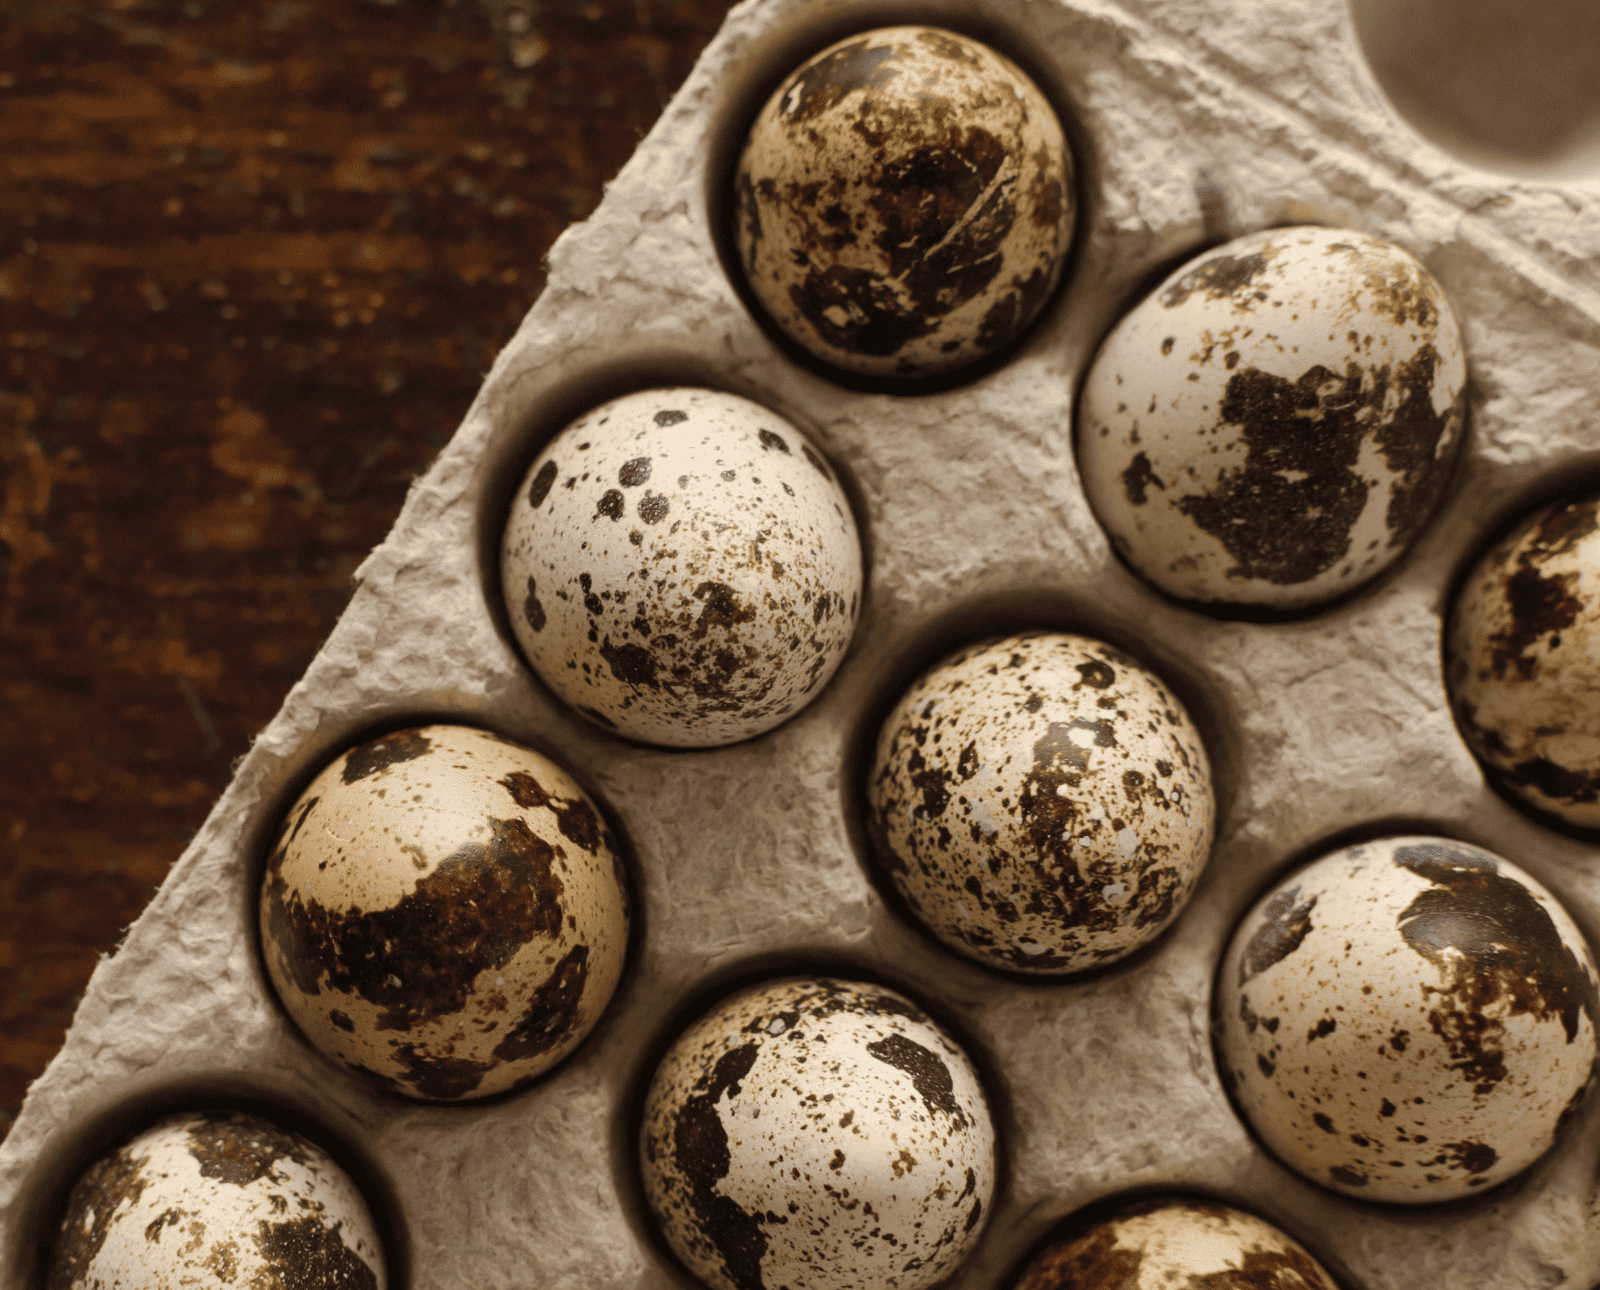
[0,0,732,1129]
[5,0,1600,1285]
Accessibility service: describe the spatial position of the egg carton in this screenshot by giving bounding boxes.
[5,0,1600,1284]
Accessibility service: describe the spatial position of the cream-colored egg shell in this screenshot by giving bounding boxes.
[1446,495,1600,828]
[1078,225,1466,609]
[500,388,862,747]
[640,976,995,1290]
[735,26,1074,379]
[259,724,630,1101]
[1215,836,1599,1203]
[1015,1198,1338,1290]
[47,1110,385,1290]
[868,633,1214,974]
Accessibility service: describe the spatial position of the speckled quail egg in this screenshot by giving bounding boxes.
[1446,494,1600,828]
[501,388,862,746]
[47,1109,385,1289]
[734,26,1075,379]
[867,633,1214,974]
[1215,835,1599,1203]
[1078,225,1466,610]
[258,723,630,1101]
[1014,1197,1338,1290]
[639,976,995,1290]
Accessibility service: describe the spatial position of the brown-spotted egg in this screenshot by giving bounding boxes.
[1013,1197,1338,1290]
[1078,225,1466,610]
[47,1109,385,1289]
[1215,836,1599,1202]
[258,723,630,1101]
[1446,494,1600,828]
[734,26,1075,379]
[867,633,1214,974]
[639,976,995,1290]
[501,388,862,746]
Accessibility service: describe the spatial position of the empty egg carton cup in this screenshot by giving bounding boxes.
[7,0,1600,1285]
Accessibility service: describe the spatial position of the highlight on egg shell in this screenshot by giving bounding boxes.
[500,387,862,747]
[47,1109,386,1290]
[1445,493,1600,829]
[1214,835,1599,1203]
[867,632,1215,975]
[639,976,996,1290]
[734,25,1075,379]
[258,723,631,1102]
[1078,225,1467,610]
[1012,1196,1339,1290]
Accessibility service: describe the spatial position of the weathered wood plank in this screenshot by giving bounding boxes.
[0,0,732,1137]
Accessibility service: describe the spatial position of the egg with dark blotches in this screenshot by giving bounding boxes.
[500,388,862,746]
[867,633,1214,974]
[639,976,994,1290]
[1014,1197,1338,1290]
[1446,494,1600,828]
[1078,225,1466,610]
[47,1109,385,1290]
[258,724,630,1101]
[734,26,1075,379]
[1215,835,1599,1203]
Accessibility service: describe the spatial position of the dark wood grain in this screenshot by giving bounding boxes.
[0,0,733,1139]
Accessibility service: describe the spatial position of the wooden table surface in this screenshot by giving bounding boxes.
[0,0,734,1141]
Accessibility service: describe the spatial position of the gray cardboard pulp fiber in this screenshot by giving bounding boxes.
[6,0,1600,1284]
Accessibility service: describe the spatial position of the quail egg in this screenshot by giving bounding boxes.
[1215,835,1599,1202]
[1446,493,1600,828]
[1078,225,1466,610]
[259,723,630,1101]
[500,388,862,746]
[868,633,1214,974]
[639,976,995,1290]
[734,26,1075,379]
[1014,1197,1338,1290]
[47,1109,385,1289]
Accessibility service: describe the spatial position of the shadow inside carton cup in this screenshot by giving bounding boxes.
[1349,0,1600,181]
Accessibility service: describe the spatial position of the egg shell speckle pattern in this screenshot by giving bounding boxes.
[1013,1198,1338,1290]
[734,26,1075,379]
[639,976,995,1290]
[1215,835,1600,1203]
[19,0,1600,1285]
[1446,495,1600,828]
[1078,225,1467,610]
[500,388,862,747]
[258,723,630,1101]
[868,633,1214,975]
[46,1110,385,1290]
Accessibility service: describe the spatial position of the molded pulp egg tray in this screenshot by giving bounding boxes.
[6,0,1600,1285]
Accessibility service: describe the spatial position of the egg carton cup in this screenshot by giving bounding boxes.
[6,0,1600,1285]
